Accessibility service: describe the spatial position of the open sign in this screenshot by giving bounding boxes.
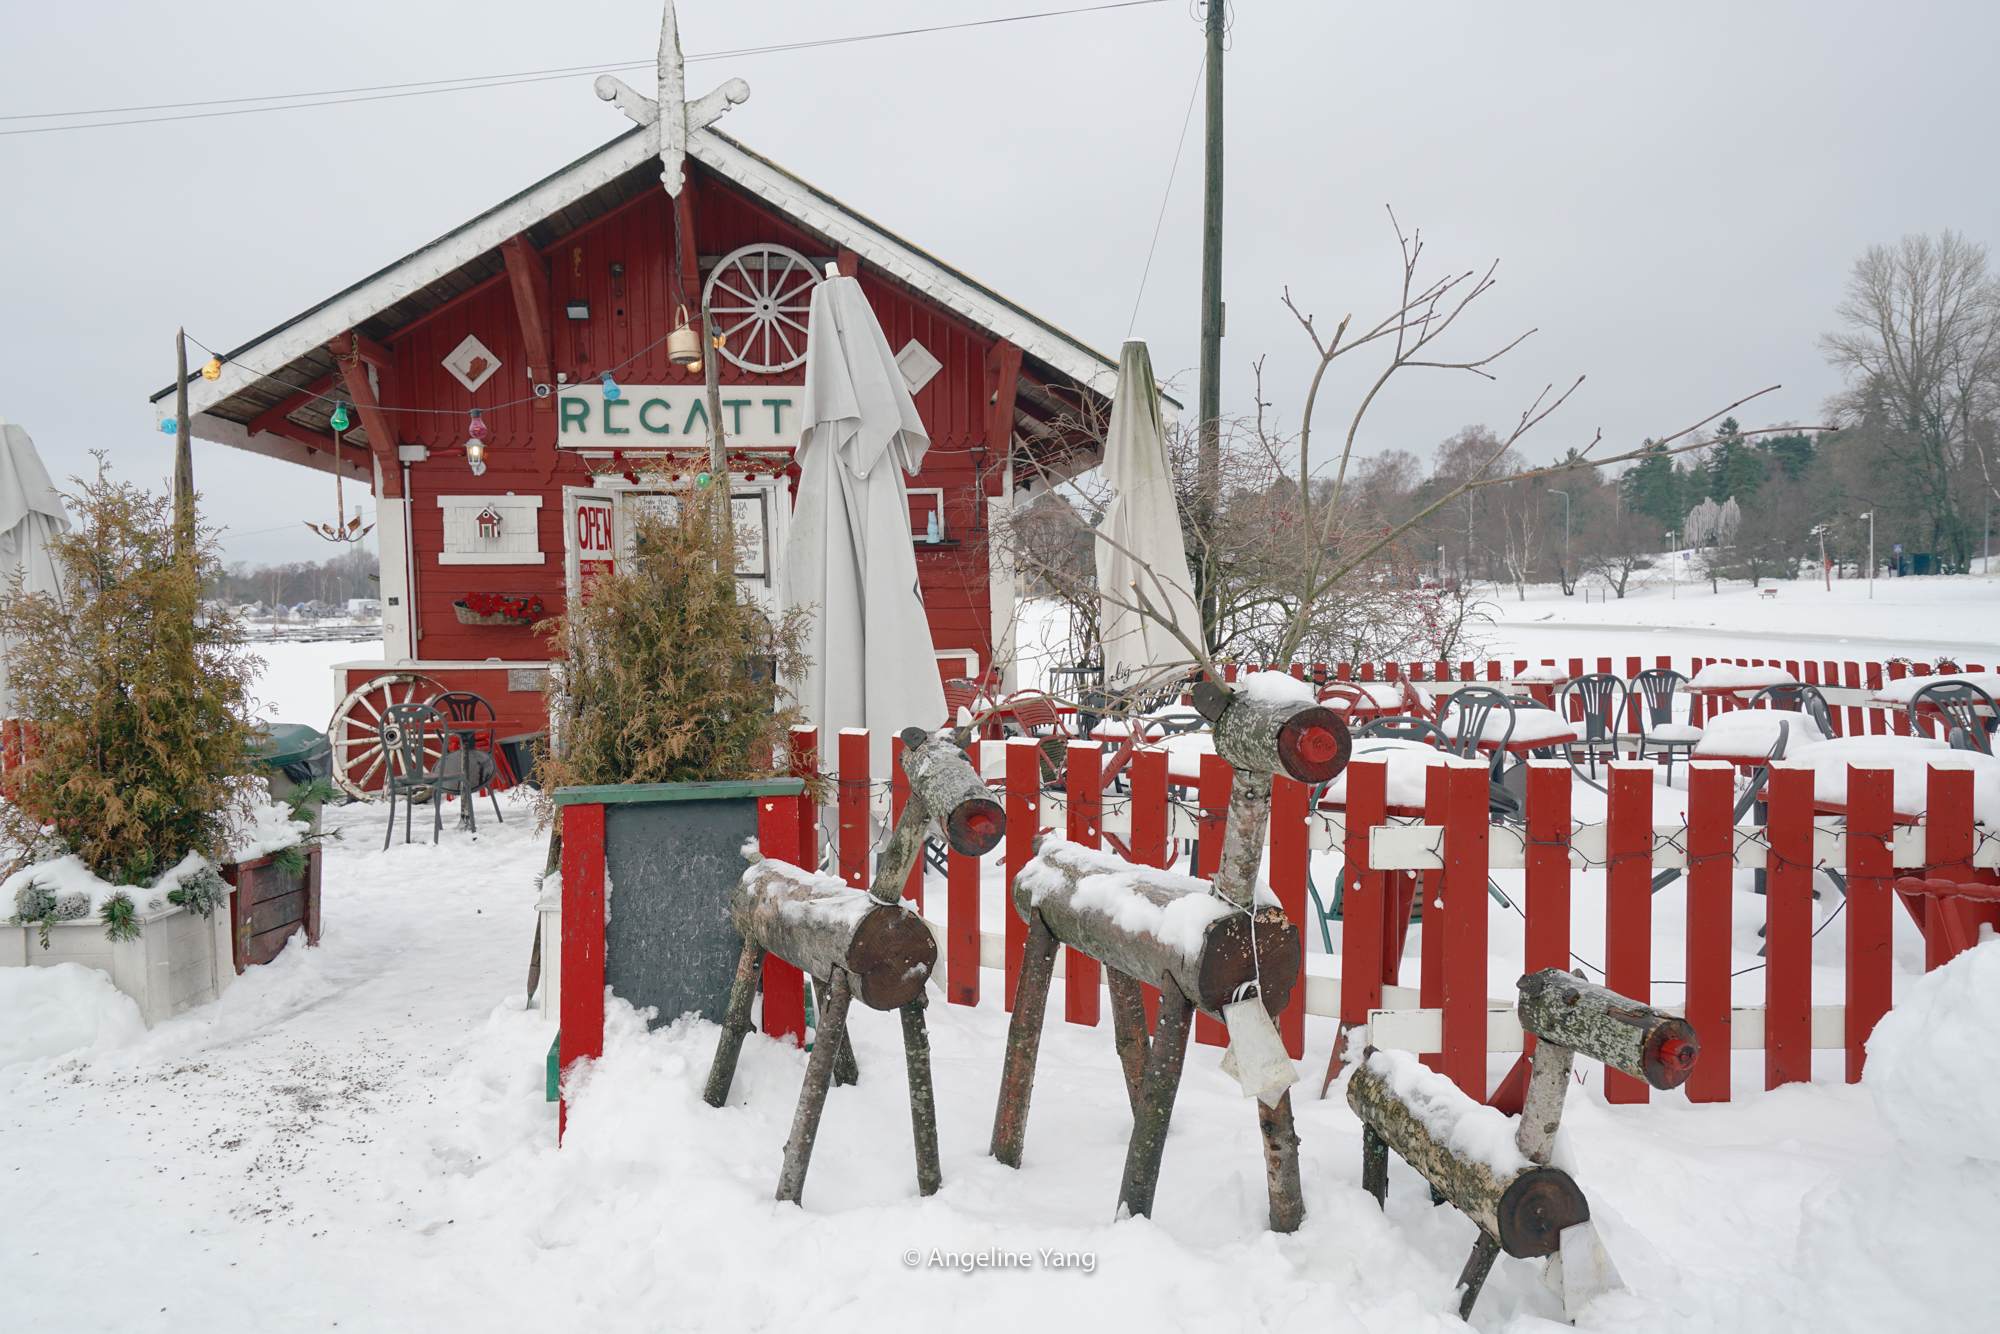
[576,502,615,557]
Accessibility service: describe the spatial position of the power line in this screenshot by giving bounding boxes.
[1,2,1167,137]
[1127,53,1206,339]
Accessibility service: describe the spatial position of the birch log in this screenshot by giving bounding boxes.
[1014,837,1301,1019]
[1347,1049,1589,1258]
[898,727,1006,856]
[1201,687,1352,785]
[732,860,937,1011]
[1516,969,1699,1090]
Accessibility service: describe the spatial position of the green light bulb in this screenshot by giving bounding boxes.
[329,403,351,432]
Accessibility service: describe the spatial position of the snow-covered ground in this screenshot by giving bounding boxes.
[4,577,1995,1331]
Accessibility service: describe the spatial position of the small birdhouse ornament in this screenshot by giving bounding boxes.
[476,505,504,540]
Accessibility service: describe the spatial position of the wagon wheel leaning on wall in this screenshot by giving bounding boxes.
[327,673,447,801]
[703,243,821,374]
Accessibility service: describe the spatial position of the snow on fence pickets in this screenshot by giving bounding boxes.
[759,650,1999,1111]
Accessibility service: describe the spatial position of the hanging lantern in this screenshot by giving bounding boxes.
[601,372,621,402]
[468,408,489,441]
[201,357,223,381]
[329,402,351,432]
[668,305,701,366]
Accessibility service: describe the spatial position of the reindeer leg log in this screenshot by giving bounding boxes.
[703,940,766,1108]
[1455,1232,1504,1320]
[901,992,942,1197]
[1362,1123,1389,1206]
[813,974,860,1087]
[1106,967,1151,1116]
[1259,1089,1304,1233]
[1117,976,1195,1220]
[776,966,853,1206]
[991,913,1059,1168]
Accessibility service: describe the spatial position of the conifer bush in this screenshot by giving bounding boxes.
[0,458,259,882]
[533,494,815,816]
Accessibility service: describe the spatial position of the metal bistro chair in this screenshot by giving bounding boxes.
[1353,715,1450,747]
[430,690,506,831]
[1908,679,1998,753]
[1556,673,1628,780]
[1632,668,1702,783]
[380,703,451,848]
[1748,682,1836,742]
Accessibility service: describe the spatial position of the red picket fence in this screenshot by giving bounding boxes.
[759,720,1998,1106]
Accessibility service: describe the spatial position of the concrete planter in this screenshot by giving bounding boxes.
[3,901,235,1027]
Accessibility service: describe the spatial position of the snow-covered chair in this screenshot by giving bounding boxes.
[1633,668,1702,781]
[1556,672,1627,780]
[1907,679,1998,754]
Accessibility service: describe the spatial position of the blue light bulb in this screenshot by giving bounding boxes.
[601,372,621,402]
[159,418,178,434]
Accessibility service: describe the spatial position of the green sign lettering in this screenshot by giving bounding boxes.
[683,399,710,435]
[762,398,793,434]
[560,397,590,433]
[602,397,631,435]
[639,398,674,433]
[722,399,751,433]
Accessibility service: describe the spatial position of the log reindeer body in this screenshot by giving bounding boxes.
[730,859,936,1010]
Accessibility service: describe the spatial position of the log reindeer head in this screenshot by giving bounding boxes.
[898,727,1006,857]
[1191,680,1352,784]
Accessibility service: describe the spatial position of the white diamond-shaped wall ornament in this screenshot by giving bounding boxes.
[895,339,943,396]
[443,334,503,393]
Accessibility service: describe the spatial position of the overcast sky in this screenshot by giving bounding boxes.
[3,0,1996,567]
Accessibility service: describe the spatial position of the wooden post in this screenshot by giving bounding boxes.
[1685,761,1734,1103]
[991,913,1060,1167]
[1116,976,1196,1220]
[173,329,194,554]
[1523,759,1570,973]
[891,732,922,910]
[1004,737,1039,1009]
[1418,765,1449,1073]
[1129,745,1170,1030]
[1269,775,1309,1057]
[1196,752,1230,1047]
[1065,740,1101,1026]
[837,728,869,890]
[1765,764,1814,1088]
[1442,759,1489,1098]
[947,741,980,1007]
[703,940,766,1107]
[757,791,807,1046]
[1846,766,1894,1083]
[1330,759,1389,1091]
[1604,762,1653,1103]
[775,966,853,1205]
[901,994,942,1196]
[557,800,607,1140]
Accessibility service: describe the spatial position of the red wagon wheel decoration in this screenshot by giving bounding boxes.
[702,243,821,374]
[327,672,445,800]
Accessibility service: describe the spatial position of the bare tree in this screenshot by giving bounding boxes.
[1820,231,2000,568]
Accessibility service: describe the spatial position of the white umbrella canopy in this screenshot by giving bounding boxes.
[0,417,71,717]
[1095,340,1201,698]
[778,277,947,782]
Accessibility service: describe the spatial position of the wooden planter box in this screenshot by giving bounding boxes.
[220,845,322,972]
[552,778,804,1123]
[2,900,235,1027]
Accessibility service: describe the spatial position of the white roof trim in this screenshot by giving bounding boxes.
[177,125,1119,420]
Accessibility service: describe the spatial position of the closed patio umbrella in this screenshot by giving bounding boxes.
[1095,340,1201,702]
[779,277,947,784]
[0,416,70,716]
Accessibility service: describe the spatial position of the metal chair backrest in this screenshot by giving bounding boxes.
[1316,684,1366,717]
[1750,683,1834,739]
[1354,715,1449,748]
[1559,673,1627,742]
[430,690,497,727]
[1004,692,1066,737]
[1908,680,1998,754]
[381,703,445,783]
[1632,668,1687,729]
[1440,685,1515,761]
[943,678,985,721]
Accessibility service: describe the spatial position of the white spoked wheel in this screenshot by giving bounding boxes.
[702,243,821,374]
[328,672,445,801]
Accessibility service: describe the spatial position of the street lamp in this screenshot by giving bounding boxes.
[1859,513,1874,599]
[1438,543,1447,586]
[1812,523,1829,591]
[1547,489,1571,593]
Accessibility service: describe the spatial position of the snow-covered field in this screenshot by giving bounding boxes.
[3,576,1997,1332]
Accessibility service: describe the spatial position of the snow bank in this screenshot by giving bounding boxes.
[0,962,147,1069]
[1689,663,1796,689]
[1324,740,1449,808]
[1363,1047,1531,1178]
[1871,671,1999,704]
[1693,708,1829,758]
[1789,941,2000,1332]
[1238,670,1314,706]
[1783,738,2000,826]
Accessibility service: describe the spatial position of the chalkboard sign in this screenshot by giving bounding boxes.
[601,794,757,1028]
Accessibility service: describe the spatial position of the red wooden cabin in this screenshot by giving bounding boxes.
[154,125,1138,789]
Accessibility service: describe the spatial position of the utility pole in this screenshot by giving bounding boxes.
[1195,0,1225,646]
[174,329,194,557]
[1861,512,1874,599]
